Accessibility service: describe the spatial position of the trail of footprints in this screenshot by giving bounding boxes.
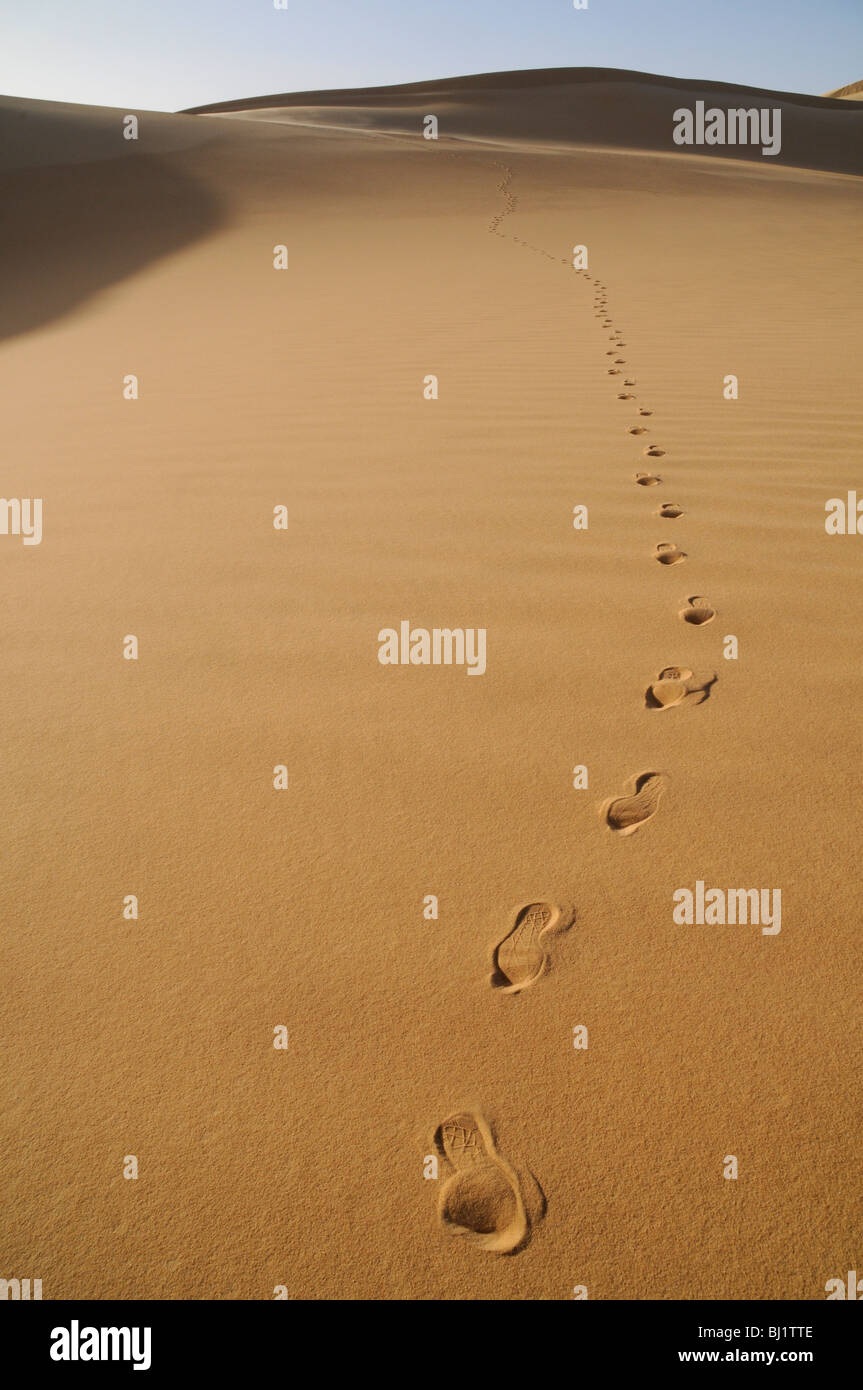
[430,172,724,1258]
[589,268,719,832]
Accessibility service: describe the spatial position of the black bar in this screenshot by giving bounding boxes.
[4,1299,858,1375]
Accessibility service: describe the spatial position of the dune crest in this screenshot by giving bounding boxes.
[183,66,863,176]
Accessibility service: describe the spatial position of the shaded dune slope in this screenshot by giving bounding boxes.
[184,66,863,176]
[0,97,227,344]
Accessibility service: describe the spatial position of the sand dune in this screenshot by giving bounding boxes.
[186,66,863,176]
[2,68,862,1301]
[823,79,863,100]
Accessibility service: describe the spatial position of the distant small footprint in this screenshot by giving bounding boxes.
[681,595,716,625]
[644,445,665,458]
[603,772,666,835]
[628,426,648,435]
[491,901,571,994]
[624,378,637,387]
[658,502,684,518]
[639,408,653,416]
[636,472,662,486]
[655,542,686,565]
[618,392,636,401]
[434,1111,542,1254]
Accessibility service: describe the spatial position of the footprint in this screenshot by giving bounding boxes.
[624,378,636,386]
[603,772,666,835]
[635,472,662,486]
[645,666,717,710]
[608,368,622,375]
[658,502,684,518]
[618,392,636,401]
[628,426,648,435]
[680,595,716,625]
[644,445,665,458]
[434,1111,542,1254]
[639,408,653,416]
[655,541,686,565]
[647,682,687,711]
[491,901,571,994]
[614,358,626,365]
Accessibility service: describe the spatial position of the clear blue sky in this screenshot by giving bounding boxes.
[1,0,860,111]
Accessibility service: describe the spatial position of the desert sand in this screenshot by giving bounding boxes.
[824,79,863,100]
[1,68,862,1300]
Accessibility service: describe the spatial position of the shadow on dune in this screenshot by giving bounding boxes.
[0,154,226,345]
[187,66,863,178]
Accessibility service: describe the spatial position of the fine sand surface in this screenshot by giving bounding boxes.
[1,70,862,1300]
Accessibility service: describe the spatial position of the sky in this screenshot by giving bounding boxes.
[0,0,860,112]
